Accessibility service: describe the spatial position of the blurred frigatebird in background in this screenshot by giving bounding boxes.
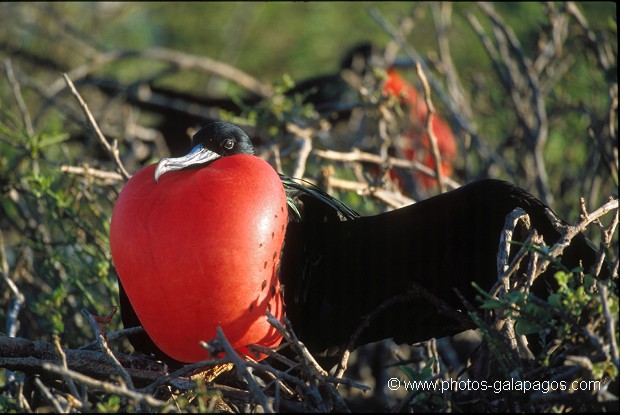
[91,42,458,193]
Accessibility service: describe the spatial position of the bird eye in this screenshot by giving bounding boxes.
[223,138,234,150]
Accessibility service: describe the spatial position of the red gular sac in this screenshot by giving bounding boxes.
[383,68,458,190]
[110,155,287,363]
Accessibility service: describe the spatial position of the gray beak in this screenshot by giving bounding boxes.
[154,144,221,183]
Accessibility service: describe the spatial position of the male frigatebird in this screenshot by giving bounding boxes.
[111,121,600,364]
[284,41,458,193]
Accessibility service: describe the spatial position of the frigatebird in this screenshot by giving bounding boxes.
[111,121,600,364]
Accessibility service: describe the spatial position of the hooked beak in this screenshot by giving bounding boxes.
[154,144,221,183]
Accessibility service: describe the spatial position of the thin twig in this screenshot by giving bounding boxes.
[213,327,273,413]
[247,344,298,369]
[243,355,297,400]
[50,48,272,98]
[477,2,552,206]
[3,59,34,136]
[430,2,473,120]
[597,282,619,368]
[0,229,25,339]
[415,62,445,192]
[326,176,414,209]
[544,197,618,270]
[34,377,65,413]
[287,123,314,180]
[141,357,231,394]
[490,231,538,298]
[60,165,124,183]
[593,200,619,277]
[81,308,135,390]
[497,207,530,291]
[314,148,461,189]
[368,7,470,137]
[41,363,174,410]
[565,2,613,71]
[266,313,328,378]
[52,335,82,404]
[62,73,131,180]
[78,326,146,350]
[16,381,33,413]
[265,313,333,412]
[280,316,351,412]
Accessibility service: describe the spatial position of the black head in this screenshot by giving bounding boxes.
[190,121,255,157]
[339,41,415,73]
[154,121,255,183]
[339,42,376,73]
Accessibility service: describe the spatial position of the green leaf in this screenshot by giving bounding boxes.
[38,132,70,148]
[515,319,541,336]
[480,299,505,310]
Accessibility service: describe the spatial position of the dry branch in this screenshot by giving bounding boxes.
[60,165,125,183]
[415,61,445,193]
[50,48,272,99]
[543,197,619,274]
[41,363,174,411]
[0,335,169,386]
[63,73,131,180]
[213,327,273,413]
[3,59,34,136]
[314,148,461,189]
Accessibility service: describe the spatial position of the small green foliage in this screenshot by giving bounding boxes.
[399,357,435,382]
[397,358,437,407]
[0,392,17,414]
[95,395,121,413]
[173,379,224,413]
[1,105,121,344]
[228,75,320,142]
[475,269,618,409]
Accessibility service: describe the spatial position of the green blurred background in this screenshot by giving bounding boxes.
[8,2,611,75]
[4,2,613,88]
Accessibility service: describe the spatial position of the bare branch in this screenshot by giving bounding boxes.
[3,59,34,136]
[287,123,314,180]
[212,327,273,413]
[81,308,135,390]
[51,48,272,98]
[41,363,174,411]
[545,197,619,269]
[314,148,461,189]
[63,73,131,180]
[0,335,168,386]
[415,61,446,192]
[597,282,619,368]
[34,377,65,413]
[496,207,531,290]
[431,2,473,120]
[60,164,124,183]
[0,229,25,339]
[52,335,82,404]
